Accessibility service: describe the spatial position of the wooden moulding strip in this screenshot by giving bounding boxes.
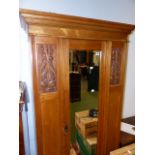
[20,9,135,34]
[28,25,128,41]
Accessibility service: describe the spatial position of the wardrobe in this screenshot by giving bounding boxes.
[20,9,134,155]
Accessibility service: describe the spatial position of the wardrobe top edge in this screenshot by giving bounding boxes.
[20,9,135,34]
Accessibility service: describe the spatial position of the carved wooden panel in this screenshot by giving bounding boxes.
[37,44,57,93]
[110,48,122,85]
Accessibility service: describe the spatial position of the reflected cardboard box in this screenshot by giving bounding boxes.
[75,110,98,138]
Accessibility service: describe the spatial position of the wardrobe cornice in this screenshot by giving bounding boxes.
[20,9,135,41]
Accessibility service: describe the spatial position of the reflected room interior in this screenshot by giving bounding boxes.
[69,50,101,155]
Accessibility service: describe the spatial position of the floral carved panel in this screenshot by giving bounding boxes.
[110,48,122,85]
[37,44,57,93]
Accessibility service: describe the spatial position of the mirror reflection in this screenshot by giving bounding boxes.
[69,50,101,155]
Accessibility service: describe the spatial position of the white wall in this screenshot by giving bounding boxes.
[122,31,135,118]
[19,17,37,155]
[19,0,134,24]
[19,0,135,154]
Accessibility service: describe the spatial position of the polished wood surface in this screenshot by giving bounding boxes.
[59,39,70,155]
[97,41,112,155]
[70,39,101,50]
[121,116,135,147]
[110,143,135,155]
[106,42,128,154]
[20,9,134,41]
[19,104,25,155]
[120,132,135,147]
[20,9,134,33]
[28,25,128,41]
[20,9,135,155]
[37,44,57,93]
[32,36,70,155]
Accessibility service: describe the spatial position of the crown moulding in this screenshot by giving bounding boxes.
[20,9,135,40]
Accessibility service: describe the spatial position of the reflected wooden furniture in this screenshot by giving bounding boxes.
[87,66,99,91]
[70,73,81,102]
[20,9,134,155]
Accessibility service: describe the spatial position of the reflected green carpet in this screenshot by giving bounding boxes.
[70,91,98,143]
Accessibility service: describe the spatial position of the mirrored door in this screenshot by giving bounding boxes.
[69,40,102,155]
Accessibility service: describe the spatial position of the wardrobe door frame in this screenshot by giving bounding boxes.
[20,9,134,155]
[69,39,112,155]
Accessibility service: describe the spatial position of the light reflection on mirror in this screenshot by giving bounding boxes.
[69,49,101,155]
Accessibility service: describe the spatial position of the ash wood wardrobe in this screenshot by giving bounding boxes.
[20,9,134,155]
